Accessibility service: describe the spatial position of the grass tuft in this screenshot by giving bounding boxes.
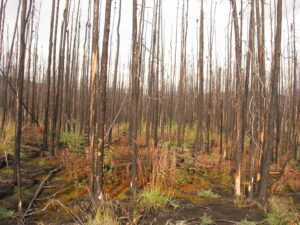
[197,189,220,198]
[200,213,214,225]
[139,187,173,211]
[86,208,119,225]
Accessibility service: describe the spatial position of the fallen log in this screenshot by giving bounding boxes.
[21,168,60,220]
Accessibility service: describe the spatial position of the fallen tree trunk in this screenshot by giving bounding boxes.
[21,168,60,220]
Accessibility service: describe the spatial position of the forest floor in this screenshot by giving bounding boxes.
[0,126,300,225]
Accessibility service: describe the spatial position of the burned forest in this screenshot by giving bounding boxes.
[0,0,300,224]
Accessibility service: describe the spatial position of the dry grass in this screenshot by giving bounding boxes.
[138,146,177,189]
[0,122,15,155]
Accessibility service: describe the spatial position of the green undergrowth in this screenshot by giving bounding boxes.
[86,209,119,225]
[0,206,15,220]
[176,170,193,186]
[60,131,87,155]
[210,166,233,188]
[197,189,220,198]
[85,197,119,225]
[267,197,299,225]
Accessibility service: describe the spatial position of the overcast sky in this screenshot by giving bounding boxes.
[4,0,300,86]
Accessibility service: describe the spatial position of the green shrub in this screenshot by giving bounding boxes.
[267,197,299,225]
[0,206,15,219]
[197,189,220,198]
[200,213,214,225]
[139,187,173,211]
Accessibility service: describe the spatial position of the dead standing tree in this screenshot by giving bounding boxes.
[258,0,283,204]
[14,0,28,214]
[50,0,70,156]
[42,0,56,152]
[88,0,100,194]
[130,0,140,194]
[195,0,204,154]
[230,0,242,198]
[177,0,188,146]
[97,0,113,196]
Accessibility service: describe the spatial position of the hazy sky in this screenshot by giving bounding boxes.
[4,0,300,85]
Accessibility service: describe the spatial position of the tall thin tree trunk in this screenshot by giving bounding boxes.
[230,0,242,198]
[258,0,282,204]
[42,0,56,152]
[97,0,113,196]
[130,0,139,195]
[88,0,100,194]
[14,0,28,213]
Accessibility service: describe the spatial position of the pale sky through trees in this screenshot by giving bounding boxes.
[4,0,300,87]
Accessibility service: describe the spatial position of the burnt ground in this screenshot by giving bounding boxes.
[0,138,299,225]
[139,198,265,225]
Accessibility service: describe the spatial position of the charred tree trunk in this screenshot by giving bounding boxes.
[258,0,282,204]
[88,0,100,194]
[14,0,28,213]
[96,0,112,196]
[42,0,56,152]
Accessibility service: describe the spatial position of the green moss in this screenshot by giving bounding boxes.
[1,168,14,176]
[20,152,29,160]
[37,159,47,167]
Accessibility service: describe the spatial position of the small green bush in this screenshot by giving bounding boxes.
[197,189,220,198]
[139,187,173,211]
[267,197,299,225]
[0,206,15,219]
[200,213,214,225]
